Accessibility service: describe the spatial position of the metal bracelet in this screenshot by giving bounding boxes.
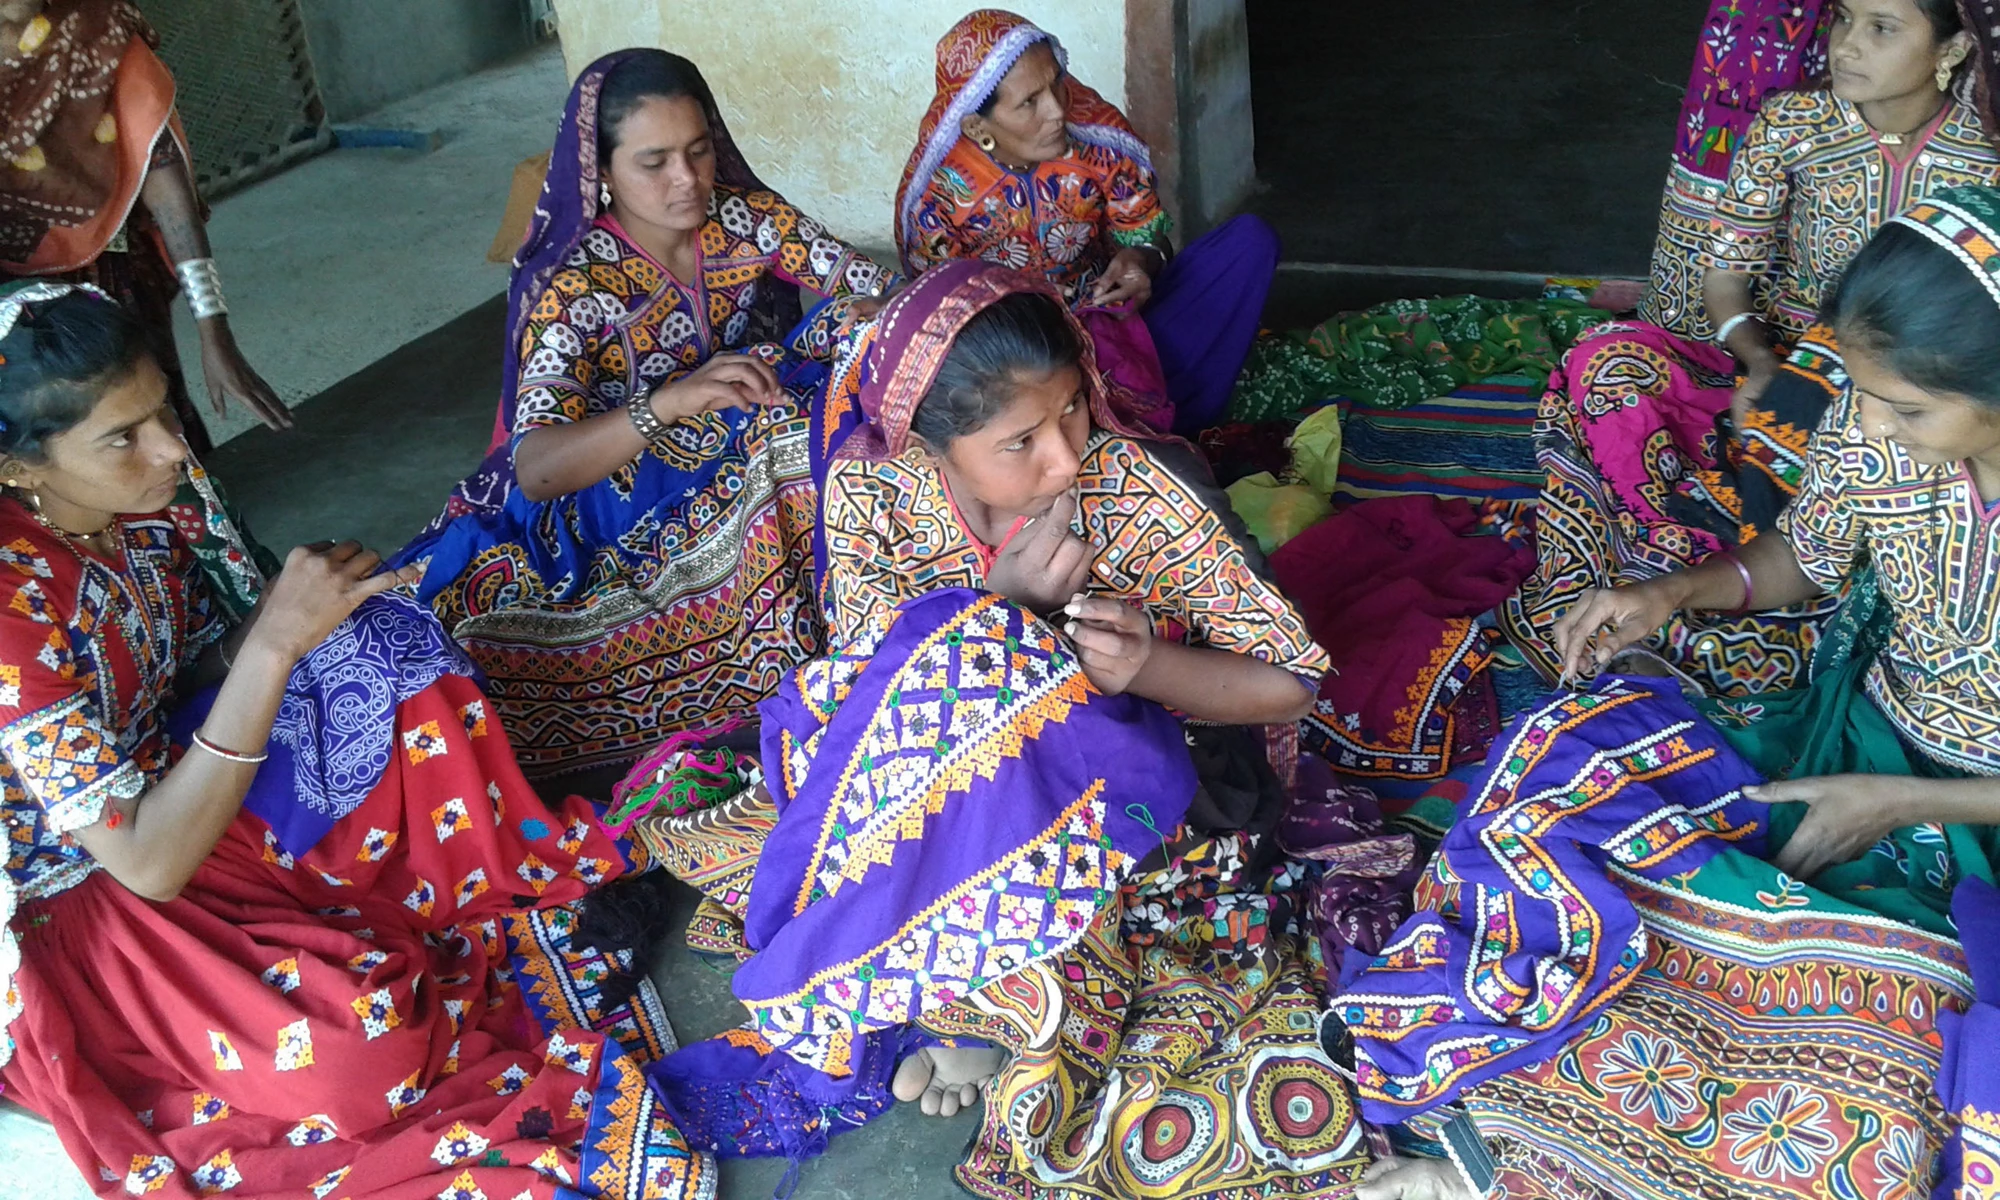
[628,393,670,442]
[1711,310,1761,348]
[175,257,228,321]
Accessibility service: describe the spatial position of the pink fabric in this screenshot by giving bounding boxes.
[1078,308,1172,434]
[1553,322,1737,542]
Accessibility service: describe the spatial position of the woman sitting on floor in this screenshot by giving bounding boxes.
[398,49,896,776]
[1505,0,2000,696]
[652,261,1371,1200]
[1343,187,2000,1200]
[896,8,1277,435]
[0,282,706,1199]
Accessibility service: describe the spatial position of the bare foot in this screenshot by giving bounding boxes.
[1355,1156,1476,1200]
[890,1045,1005,1117]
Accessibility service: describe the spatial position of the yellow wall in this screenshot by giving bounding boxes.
[551,0,1128,248]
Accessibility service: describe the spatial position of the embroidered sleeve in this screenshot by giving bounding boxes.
[902,179,967,276]
[1086,440,1329,685]
[1102,151,1173,248]
[1776,383,1865,593]
[1703,100,1793,277]
[819,464,920,643]
[0,580,141,835]
[757,192,897,300]
[511,271,605,433]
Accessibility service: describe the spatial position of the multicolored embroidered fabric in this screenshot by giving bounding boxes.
[821,430,1330,685]
[1502,321,1839,695]
[1705,90,1999,339]
[1777,376,2000,774]
[513,197,889,434]
[732,589,1197,1075]
[409,210,884,773]
[1332,678,1767,1120]
[1467,875,1970,1200]
[1639,0,1830,336]
[895,9,1170,301]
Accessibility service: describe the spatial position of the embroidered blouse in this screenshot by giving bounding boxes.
[820,431,1329,688]
[899,139,1172,305]
[512,184,896,436]
[1705,89,2000,339]
[1779,382,2000,774]
[0,505,227,904]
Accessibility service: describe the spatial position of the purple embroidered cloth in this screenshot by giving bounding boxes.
[729,587,1197,1075]
[1330,678,1770,1122]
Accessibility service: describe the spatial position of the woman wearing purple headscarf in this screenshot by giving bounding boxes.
[397,51,896,776]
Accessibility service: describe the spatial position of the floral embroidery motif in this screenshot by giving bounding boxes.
[124,1154,174,1195]
[309,1167,350,1199]
[459,700,487,738]
[260,957,300,994]
[355,827,398,862]
[274,1018,314,1071]
[1593,1031,1701,1124]
[351,988,401,1040]
[432,797,472,841]
[403,720,449,764]
[191,1150,240,1195]
[285,1114,338,1147]
[385,1070,426,1117]
[430,1122,491,1167]
[455,868,489,906]
[545,1031,593,1074]
[1721,1083,1841,1180]
[207,1031,242,1071]
[189,1092,229,1125]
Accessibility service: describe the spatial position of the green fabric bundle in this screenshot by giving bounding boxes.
[1228,294,1613,423]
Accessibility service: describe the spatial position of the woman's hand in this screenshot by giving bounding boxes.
[985,490,1092,615]
[1730,349,1782,430]
[847,295,887,321]
[1552,578,1683,682]
[1753,774,1918,881]
[1086,247,1156,313]
[1063,595,1153,696]
[197,321,293,431]
[244,542,420,663]
[649,353,782,423]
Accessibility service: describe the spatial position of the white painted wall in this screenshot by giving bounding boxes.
[550,0,1128,247]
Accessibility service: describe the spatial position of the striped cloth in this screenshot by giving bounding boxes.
[1328,375,1542,515]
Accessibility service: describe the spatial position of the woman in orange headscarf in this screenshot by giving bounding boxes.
[0,0,287,453]
[897,9,1279,436]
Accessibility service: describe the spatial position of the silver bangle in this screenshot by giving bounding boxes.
[1711,310,1761,347]
[628,392,670,442]
[176,257,228,321]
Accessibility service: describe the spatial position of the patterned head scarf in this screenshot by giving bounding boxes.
[0,0,159,265]
[1888,185,2000,311]
[1959,0,2000,149]
[497,49,768,440]
[892,9,1154,272]
[828,259,1158,466]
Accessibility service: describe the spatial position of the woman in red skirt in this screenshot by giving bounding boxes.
[0,281,708,1198]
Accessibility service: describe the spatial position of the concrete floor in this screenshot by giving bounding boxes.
[170,45,568,444]
[1247,0,1704,277]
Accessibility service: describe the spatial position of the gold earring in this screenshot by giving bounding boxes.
[1938,57,1958,91]
[975,132,997,153]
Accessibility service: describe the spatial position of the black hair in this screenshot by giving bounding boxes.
[596,50,717,166]
[910,291,1083,448]
[0,289,147,462]
[1914,0,1965,38]
[1826,219,2000,408]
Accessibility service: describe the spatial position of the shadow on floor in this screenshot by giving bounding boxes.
[204,295,506,556]
[1246,0,1704,276]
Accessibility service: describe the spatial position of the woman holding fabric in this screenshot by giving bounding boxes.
[1505,0,2000,696]
[897,8,1278,435]
[0,0,288,453]
[1347,188,2000,1200]
[650,261,1374,1200]
[0,282,706,1200]
[400,49,896,776]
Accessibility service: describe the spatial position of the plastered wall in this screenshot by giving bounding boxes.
[551,0,1129,247]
